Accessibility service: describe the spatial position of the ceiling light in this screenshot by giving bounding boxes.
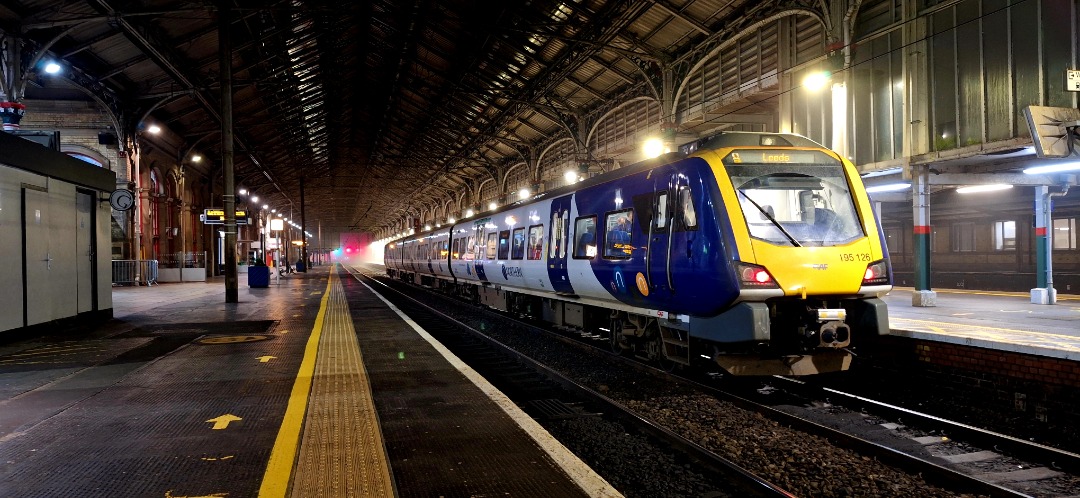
[956,184,1013,194]
[44,62,61,74]
[147,124,161,134]
[802,71,830,92]
[865,182,910,193]
[1023,162,1080,175]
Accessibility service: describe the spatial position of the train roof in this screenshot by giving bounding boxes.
[387,132,830,246]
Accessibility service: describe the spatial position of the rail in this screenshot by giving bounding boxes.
[112,259,159,286]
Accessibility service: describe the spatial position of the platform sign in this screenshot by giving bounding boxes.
[201,208,251,225]
[1067,70,1080,92]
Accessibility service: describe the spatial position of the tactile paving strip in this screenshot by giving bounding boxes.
[291,270,395,497]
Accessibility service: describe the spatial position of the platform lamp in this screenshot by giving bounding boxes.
[270,217,284,270]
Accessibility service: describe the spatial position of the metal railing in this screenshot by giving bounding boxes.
[112,259,159,286]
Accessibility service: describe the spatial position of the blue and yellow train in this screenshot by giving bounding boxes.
[385,132,891,376]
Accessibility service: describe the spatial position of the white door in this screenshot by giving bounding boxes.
[24,188,51,326]
[76,191,94,313]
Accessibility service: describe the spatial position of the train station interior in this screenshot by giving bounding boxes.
[3,1,1080,497]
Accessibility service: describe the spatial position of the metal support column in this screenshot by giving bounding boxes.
[219,4,238,303]
[911,164,936,306]
[1031,185,1057,304]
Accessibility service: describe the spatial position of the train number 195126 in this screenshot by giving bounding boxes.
[839,253,872,262]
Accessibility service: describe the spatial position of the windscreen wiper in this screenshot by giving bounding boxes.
[737,189,802,247]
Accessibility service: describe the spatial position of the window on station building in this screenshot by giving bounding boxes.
[951,222,974,252]
[993,220,1016,251]
[1053,218,1077,250]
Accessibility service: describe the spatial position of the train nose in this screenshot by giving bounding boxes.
[818,321,851,348]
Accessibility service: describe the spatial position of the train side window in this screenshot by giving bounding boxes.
[573,216,597,259]
[466,236,477,260]
[497,230,511,259]
[486,232,498,259]
[550,210,568,258]
[527,225,544,260]
[511,228,525,259]
[604,210,634,259]
[655,192,668,229]
[678,186,698,230]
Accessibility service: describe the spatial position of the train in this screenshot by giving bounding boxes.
[384,131,892,376]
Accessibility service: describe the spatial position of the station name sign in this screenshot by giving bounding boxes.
[201,208,252,225]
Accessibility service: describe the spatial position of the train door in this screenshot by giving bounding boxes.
[472,219,493,282]
[644,169,676,299]
[546,194,574,294]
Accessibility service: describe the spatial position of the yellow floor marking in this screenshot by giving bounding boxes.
[893,317,1080,339]
[891,286,1080,301]
[258,271,334,498]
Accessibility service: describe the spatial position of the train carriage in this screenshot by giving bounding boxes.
[386,131,891,376]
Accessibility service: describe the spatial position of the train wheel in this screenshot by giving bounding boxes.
[655,337,676,372]
[609,318,629,354]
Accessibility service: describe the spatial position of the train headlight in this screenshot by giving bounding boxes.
[735,262,778,288]
[862,259,889,285]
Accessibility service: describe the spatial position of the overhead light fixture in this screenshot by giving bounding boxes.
[147,124,161,134]
[1023,162,1080,175]
[802,70,831,92]
[865,182,911,193]
[642,137,666,159]
[44,62,61,74]
[956,184,1013,194]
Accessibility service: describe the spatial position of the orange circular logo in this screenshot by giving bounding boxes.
[635,272,649,296]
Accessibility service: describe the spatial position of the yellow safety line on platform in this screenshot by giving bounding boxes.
[892,317,1080,339]
[890,286,1080,301]
[259,270,333,497]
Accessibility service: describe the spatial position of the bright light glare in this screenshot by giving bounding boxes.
[147,124,161,134]
[803,71,830,92]
[642,137,666,159]
[488,201,497,211]
[956,184,1013,194]
[465,209,474,218]
[865,182,910,193]
[45,62,61,74]
[191,154,202,163]
[250,196,259,203]
[519,187,530,199]
[1023,162,1080,175]
[564,170,579,183]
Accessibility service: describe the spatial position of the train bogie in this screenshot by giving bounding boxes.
[385,132,892,376]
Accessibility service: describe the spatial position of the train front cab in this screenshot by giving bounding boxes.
[691,136,892,376]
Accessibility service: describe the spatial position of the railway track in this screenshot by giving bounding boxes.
[346,267,790,497]
[353,265,1080,496]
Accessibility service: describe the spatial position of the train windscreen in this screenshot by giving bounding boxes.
[724,150,863,247]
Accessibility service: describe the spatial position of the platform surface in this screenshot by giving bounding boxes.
[0,264,615,497]
[883,287,1080,360]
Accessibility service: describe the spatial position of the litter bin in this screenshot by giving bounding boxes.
[296,260,306,272]
[248,264,270,287]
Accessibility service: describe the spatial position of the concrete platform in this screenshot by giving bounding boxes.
[883,287,1080,361]
[0,264,615,497]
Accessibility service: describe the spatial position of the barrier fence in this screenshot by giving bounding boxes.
[112,260,159,286]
